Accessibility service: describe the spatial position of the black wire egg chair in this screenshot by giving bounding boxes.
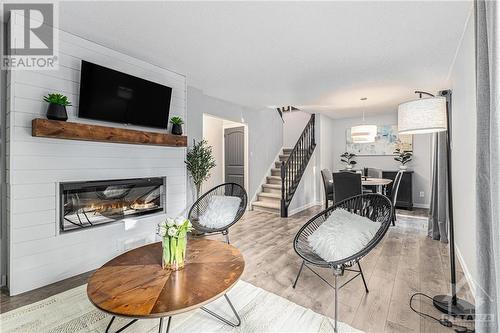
[292,193,393,332]
[188,183,247,244]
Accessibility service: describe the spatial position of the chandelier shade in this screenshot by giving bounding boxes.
[351,124,377,143]
[398,96,447,134]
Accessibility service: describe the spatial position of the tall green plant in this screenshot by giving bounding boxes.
[185,139,216,198]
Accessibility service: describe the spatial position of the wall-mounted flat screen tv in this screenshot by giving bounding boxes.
[78,60,172,129]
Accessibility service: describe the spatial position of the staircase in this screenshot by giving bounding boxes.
[252,148,293,214]
[253,114,316,217]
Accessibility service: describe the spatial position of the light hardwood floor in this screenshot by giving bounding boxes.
[1,207,475,332]
[228,207,475,333]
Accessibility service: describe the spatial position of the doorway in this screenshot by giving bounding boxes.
[224,126,245,188]
[202,114,248,193]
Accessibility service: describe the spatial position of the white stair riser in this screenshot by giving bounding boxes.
[257,195,281,203]
[267,177,281,185]
[263,186,281,194]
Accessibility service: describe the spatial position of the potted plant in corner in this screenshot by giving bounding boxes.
[185,139,216,199]
[43,93,71,121]
[170,116,184,135]
[394,147,412,170]
[340,152,357,170]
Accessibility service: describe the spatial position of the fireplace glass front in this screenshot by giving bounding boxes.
[60,177,165,232]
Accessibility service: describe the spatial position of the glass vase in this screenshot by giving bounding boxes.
[162,234,187,271]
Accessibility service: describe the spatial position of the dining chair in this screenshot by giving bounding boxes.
[292,193,393,332]
[363,168,382,193]
[389,170,404,226]
[332,171,362,204]
[321,169,334,209]
[188,183,247,244]
[365,167,382,178]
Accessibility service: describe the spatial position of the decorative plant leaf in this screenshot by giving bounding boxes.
[170,116,184,125]
[340,151,356,167]
[394,147,413,166]
[43,93,72,106]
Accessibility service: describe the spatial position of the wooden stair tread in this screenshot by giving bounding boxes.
[258,192,281,199]
[262,183,281,189]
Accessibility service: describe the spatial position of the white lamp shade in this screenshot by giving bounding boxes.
[398,96,447,134]
[351,124,377,143]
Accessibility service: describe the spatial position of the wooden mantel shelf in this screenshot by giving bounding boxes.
[32,118,187,147]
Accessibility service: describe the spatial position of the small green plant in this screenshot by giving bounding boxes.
[170,116,184,125]
[185,139,216,198]
[43,93,72,106]
[340,152,357,167]
[394,148,412,166]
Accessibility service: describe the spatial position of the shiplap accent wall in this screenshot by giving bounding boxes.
[6,28,187,295]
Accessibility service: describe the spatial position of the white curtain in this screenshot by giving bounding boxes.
[475,0,499,332]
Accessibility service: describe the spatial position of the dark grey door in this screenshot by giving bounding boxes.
[224,127,245,189]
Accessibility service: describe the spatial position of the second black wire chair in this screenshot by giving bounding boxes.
[292,193,393,332]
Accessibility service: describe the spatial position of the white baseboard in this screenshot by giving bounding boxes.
[455,245,476,300]
[288,201,322,217]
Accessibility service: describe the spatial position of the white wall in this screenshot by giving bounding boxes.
[283,111,311,148]
[202,115,224,191]
[187,87,283,205]
[329,113,432,208]
[318,114,336,203]
[6,26,187,294]
[448,8,477,291]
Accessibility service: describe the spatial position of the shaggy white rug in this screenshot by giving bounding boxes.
[0,280,363,333]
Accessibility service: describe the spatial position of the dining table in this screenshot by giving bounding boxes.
[330,177,393,194]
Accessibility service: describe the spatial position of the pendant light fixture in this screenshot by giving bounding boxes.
[351,97,377,143]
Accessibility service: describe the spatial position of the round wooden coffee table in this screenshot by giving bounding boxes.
[87,238,245,333]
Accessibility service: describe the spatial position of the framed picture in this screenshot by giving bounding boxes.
[346,125,412,155]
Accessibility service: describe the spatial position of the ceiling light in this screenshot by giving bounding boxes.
[351,124,377,143]
[398,96,447,134]
[351,98,376,143]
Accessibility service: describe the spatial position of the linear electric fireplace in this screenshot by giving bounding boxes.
[60,177,165,232]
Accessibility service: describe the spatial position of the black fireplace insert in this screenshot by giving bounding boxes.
[60,177,165,232]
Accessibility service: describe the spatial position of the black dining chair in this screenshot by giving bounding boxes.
[332,171,362,204]
[321,169,334,209]
[389,170,404,226]
[363,167,382,193]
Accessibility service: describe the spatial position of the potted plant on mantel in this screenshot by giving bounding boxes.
[43,93,71,121]
[394,147,413,170]
[340,152,357,170]
[170,116,184,135]
[185,139,216,199]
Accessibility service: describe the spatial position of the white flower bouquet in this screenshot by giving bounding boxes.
[157,217,193,270]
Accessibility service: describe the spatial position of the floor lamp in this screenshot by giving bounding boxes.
[398,90,475,317]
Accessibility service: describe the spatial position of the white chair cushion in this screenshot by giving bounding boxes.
[307,209,380,262]
[198,195,242,229]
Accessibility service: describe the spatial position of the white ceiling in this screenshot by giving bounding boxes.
[58,1,472,118]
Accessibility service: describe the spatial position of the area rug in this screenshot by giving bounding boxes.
[0,280,363,333]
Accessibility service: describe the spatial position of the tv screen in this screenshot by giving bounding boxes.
[78,61,172,129]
